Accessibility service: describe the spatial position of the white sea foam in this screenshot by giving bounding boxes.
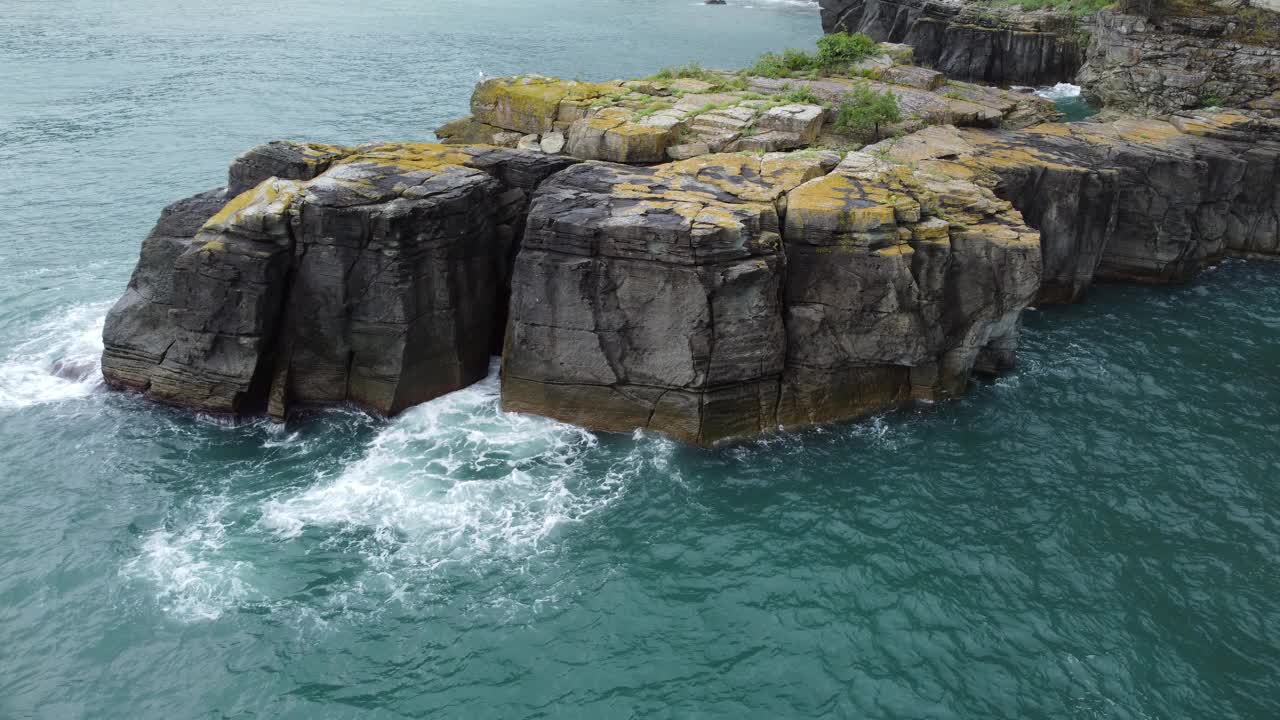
[122,496,255,622]
[0,302,108,409]
[259,365,642,572]
[1035,83,1083,100]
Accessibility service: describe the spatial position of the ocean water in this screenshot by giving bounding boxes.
[2,1,1279,718]
[1035,83,1100,122]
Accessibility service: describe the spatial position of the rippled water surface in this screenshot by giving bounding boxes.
[2,1,1279,718]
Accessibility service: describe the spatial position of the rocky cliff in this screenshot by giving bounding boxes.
[102,43,1280,445]
[102,142,576,417]
[819,0,1086,85]
[1078,9,1280,115]
[819,0,1280,115]
[871,110,1280,300]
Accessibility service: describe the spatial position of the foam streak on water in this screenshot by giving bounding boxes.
[0,302,107,409]
[259,368,615,563]
[1034,82,1083,100]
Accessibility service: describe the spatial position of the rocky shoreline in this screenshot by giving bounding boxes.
[820,0,1280,115]
[101,11,1280,445]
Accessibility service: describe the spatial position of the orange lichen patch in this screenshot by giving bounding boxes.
[656,152,830,205]
[1170,110,1256,138]
[969,143,1080,173]
[954,223,1039,249]
[873,244,915,258]
[338,142,476,173]
[787,173,899,234]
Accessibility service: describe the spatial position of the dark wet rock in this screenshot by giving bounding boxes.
[819,0,1085,86]
[226,141,350,197]
[501,151,1042,444]
[102,143,578,418]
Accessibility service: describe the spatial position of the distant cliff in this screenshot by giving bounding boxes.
[819,0,1086,85]
[819,0,1280,114]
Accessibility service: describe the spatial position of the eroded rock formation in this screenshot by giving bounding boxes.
[871,110,1280,300]
[102,142,576,417]
[818,0,1280,116]
[819,0,1085,86]
[103,44,1280,445]
[440,51,1058,164]
[1078,10,1280,115]
[500,151,1040,443]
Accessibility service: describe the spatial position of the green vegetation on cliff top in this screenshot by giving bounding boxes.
[751,32,880,79]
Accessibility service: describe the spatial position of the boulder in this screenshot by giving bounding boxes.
[540,131,567,154]
[756,104,825,143]
[227,141,349,197]
[566,116,672,163]
[471,75,614,135]
[667,141,712,160]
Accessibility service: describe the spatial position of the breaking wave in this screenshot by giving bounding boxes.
[0,302,108,409]
[129,364,672,621]
[1034,82,1083,100]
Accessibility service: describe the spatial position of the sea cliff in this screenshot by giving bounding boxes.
[102,28,1280,445]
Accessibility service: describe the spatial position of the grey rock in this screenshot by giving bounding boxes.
[540,131,567,154]
[103,143,579,418]
[819,0,1085,86]
[227,141,349,198]
[756,104,825,143]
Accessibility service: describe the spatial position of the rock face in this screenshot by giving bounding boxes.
[871,110,1280,300]
[1078,10,1280,115]
[102,142,577,417]
[819,1,1280,116]
[105,51,1280,446]
[501,151,1041,444]
[819,0,1085,86]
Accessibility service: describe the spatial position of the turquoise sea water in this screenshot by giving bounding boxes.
[2,1,1279,718]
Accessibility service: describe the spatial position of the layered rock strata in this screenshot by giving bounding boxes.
[439,59,1057,164]
[819,0,1280,116]
[871,110,1280,300]
[104,53,1279,446]
[501,151,1041,443]
[819,0,1085,86]
[102,142,576,417]
[1078,10,1280,115]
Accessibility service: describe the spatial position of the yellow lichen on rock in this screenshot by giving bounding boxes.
[472,75,614,135]
[339,142,476,173]
[198,178,304,244]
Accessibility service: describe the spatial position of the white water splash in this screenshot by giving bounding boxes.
[259,365,640,570]
[122,496,255,623]
[0,302,108,409]
[1035,83,1083,101]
